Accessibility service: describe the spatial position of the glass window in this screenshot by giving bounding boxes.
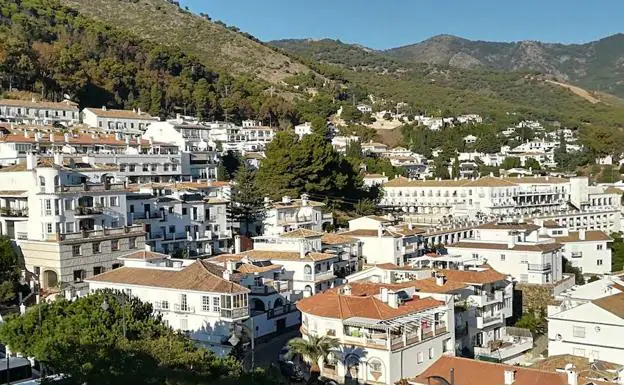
[72,245,81,256]
[73,269,86,283]
[93,266,104,275]
[417,352,424,364]
[92,242,101,254]
[202,296,210,312]
[573,326,586,338]
[111,239,119,251]
[212,296,220,312]
[129,237,137,249]
[109,196,119,207]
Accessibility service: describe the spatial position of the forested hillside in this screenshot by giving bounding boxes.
[0,0,299,124]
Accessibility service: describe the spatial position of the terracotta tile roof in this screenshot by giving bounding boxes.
[363,174,386,179]
[361,142,388,148]
[604,186,624,195]
[0,190,27,197]
[87,260,248,293]
[0,132,159,147]
[592,292,624,319]
[542,220,561,228]
[236,263,282,274]
[280,228,324,239]
[340,229,402,238]
[0,98,78,110]
[436,268,508,285]
[84,107,155,120]
[464,176,519,187]
[118,250,169,261]
[321,233,358,245]
[410,356,610,385]
[297,285,443,321]
[475,222,540,231]
[553,231,612,243]
[383,177,468,188]
[383,175,569,189]
[374,263,419,271]
[502,176,569,184]
[211,249,339,263]
[389,224,426,236]
[531,354,621,380]
[447,241,562,253]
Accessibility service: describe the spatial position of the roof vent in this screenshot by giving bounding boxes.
[504,370,516,385]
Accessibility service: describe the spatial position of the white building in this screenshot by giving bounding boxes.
[0,154,145,293]
[363,173,389,187]
[548,291,624,365]
[262,194,332,236]
[127,185,231,256]
[0,98,79,126]
[297,282,455,385]
[541,221,613,275]
[445,221,565,285]
[356,104,373,114]
[463,135,477,145]
[381,176,622,233]
[82,107,157,135]
[294,122,313,139]
[362,140,389,154]
[87,254,250,356]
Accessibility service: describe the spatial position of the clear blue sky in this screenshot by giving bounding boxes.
[180,0,623,49]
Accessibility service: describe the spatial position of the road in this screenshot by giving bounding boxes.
[249,329,301,370]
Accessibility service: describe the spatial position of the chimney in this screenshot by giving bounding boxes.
[226,260,237,273]
[234,235,242,254]
[101,105,107,111]
[64,133,70,143]
[49,133,55,142]
[380,287,389,303]
[53,152,63,166]
[565,364,578,385]
[299,242,307,259]
[26,153,37,170]
[504,370,516,385]
[342,284,352,296]
[138,107,142,115]
[378,224,383,238]
[282,196,291,204]
[408,223,413,230]
[115,132,121,141]
[578,229,586,241]
[435,273,446,286]
[23,129,28,138]
[301,193,309,206]
[387,292,399,308]
[615,368,624,385]
[507,237,516,249]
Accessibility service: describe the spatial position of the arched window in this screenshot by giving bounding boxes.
[304,264,312,275]
[304,285,312,294]
[274,298,284,308]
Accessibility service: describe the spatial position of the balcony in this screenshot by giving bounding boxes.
[267,303,297,319]
[132,212,164,222]
[55,225,144,243]
[54,182,127,193]
[278,216,313,225]
[474,328,533,363]
[74,206,104,217]
[469,291,504,307]
[153,301,170,312]
[173,303,195,313]
[162,232,187,242]
[477,313,503,328]
[220,308,249,320]
[0,207,28,218]
[304,270,336,282]
[527,263,552,272]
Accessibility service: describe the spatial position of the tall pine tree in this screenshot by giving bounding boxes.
[228,164,265,236]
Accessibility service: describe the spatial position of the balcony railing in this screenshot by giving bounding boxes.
[470,291,504,307]
[55,225,144,242]
[75,206,104,216]
[0,208,28,217]
[267,304,297,319]
[477,313,503,328]
[527,263,552,272]
[220,308,249,320]
[173,304,195,313]
[55,182,126,193]
[304,270,336,282]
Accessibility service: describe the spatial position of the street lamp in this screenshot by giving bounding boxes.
[101,295,127,339]
[228,318,255,371]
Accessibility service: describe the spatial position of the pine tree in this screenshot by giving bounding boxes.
[149,84,163,117]
[228,164,265,236]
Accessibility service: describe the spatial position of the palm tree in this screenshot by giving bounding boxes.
[287,335,340,384]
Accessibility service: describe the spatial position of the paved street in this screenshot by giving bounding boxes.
[250,329,301,370]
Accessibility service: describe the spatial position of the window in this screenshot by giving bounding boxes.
[573,326,586,338]
[212,296,220,312]
[111,239,119,251]
[129,237,137,249]
[180,294,188,311]
[179,318,188,331]
[73,270,86,283]
[429,347,435,359]
[417,352,424,364]
[597,259,603,266]
[93,266,104,275]
[597,244,603,250]
[500,254,506,261]
[202,296,210,312]
[44,199,52,215]
[472,253,479,260]
[46,223,53,233]
[142,164,149,172]
[92,242,101,254]
[169,225,175,234]
[160,300,169,310]
[65,199,73,210]
[129,164,136,172]
[72,245,81,256]
[109,196,119,207]
[112,263,121,270]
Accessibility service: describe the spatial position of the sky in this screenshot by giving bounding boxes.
[180,0,623,50]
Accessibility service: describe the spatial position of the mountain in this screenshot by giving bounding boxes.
[385,34,624,97]
[59,0,313,85]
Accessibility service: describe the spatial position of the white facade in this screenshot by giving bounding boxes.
[445,221,564,285]
[294,122,312,139]
[83,107,157,135]
[548,291,624,365]
[544,225,613,275]
[262,195,332,236]
[87,257,250,356]
[297,283,455,385]
[0,98,79,126]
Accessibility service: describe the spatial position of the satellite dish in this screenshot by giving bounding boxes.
[228,334,240,346]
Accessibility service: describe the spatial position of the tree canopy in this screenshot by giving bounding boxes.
[0,290,277,385]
